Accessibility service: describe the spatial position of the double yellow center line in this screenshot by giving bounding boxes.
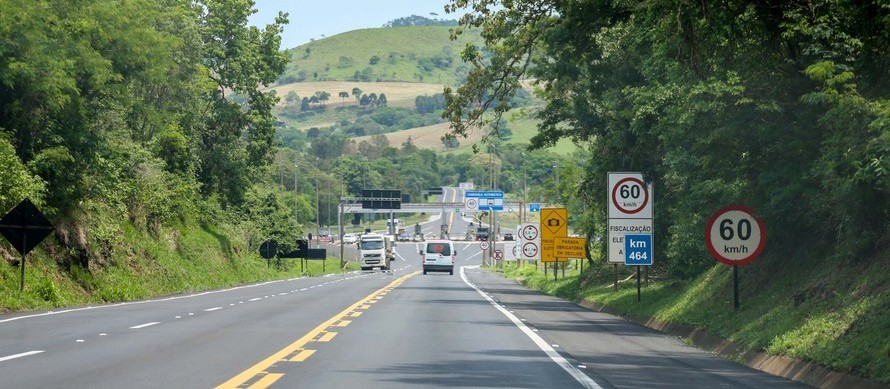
[215,272,418,388]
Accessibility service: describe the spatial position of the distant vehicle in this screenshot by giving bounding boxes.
[398,232,411,242]
[386,218,401,234]
[476,226,490,241]
[342,233,357,244]
[420,240,455,275]
[503,233,514,241]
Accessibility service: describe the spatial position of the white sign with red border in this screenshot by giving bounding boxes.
[518,222,541,260]
[608,173,653,219]
[706,205,766,266]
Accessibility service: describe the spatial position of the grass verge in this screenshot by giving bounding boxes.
[0,220,357,314]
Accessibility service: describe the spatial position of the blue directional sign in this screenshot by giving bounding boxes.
[465,191,504,211]
[624,234,653,266]
[529,203,541,212]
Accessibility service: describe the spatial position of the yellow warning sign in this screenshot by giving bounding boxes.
[540,208,567,262]
[555,237,587,259]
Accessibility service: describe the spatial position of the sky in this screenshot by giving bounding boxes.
[248,0,460,50]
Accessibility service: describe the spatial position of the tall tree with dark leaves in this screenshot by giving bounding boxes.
[197,0,289,206]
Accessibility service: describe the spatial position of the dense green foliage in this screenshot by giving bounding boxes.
[0,0,301,289]
[445,0,889,278]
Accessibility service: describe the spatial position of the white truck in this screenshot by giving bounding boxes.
[358,233,394,270]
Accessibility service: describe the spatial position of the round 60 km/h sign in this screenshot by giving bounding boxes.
[706,205,766,266]
[611,177,649,215]
[521,224,539,241]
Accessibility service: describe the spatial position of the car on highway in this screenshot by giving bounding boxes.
[503,232,514,241]
[398,232,411,242]
[342,233,357,244]
[420,239,455,275]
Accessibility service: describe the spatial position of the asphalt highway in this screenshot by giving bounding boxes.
[0,188,811,388]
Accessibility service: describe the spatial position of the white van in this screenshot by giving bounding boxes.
[420,239,455,275]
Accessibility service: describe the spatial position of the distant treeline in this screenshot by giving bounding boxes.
[384,15,458,28]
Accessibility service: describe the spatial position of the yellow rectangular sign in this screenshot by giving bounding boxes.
[555,237,587,258]
[540,208,568,262]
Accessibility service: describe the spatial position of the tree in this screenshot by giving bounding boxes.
[443,0,890,276]
[197,0,289,206]
[338,91,349,105]
[352,87,363,104]
[314,91,331,107]
[285,91,300,110]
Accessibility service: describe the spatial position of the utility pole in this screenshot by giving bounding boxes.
[338,199,344,270]
[294,162,300,226]
[315,174,320,248]
[520,153,528,223]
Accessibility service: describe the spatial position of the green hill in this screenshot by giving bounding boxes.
[279,26,481,85]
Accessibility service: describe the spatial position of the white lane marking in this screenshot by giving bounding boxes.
[76,339,85,343]
[0,276,320,324]
[463,250,483,261]
[129,322,160,329]
[0,350,44,362]
[248,298,262,302]
[460,266,603,389]
[204,307,223,312]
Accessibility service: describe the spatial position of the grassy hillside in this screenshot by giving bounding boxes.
[268,81,444,109]
[269,25,580,157]
[0,219,349,312]
[352,114,578,156]
[281,26,481,85]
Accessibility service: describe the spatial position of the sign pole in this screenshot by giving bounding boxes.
[20,233,26,292]
[614,264,618,291]
[553,263,557,281]
[339,202,344,270]
[734,266,740,311]
[636,266,641,302]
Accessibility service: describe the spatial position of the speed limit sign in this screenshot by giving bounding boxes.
[608,173,652,218]
[706,205,766,266]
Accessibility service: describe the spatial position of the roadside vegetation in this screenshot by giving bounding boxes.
[2,1,886,385]
[447,0,889,385]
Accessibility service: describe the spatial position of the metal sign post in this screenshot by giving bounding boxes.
[705,205,767,311]
[0,199,55,292]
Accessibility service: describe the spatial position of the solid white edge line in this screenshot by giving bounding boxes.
[129,322,160,329]
[0,350,45,362]
[460,265,603,389]
[0,271,374,324]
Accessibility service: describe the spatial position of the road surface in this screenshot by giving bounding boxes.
[0,188,811,388]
